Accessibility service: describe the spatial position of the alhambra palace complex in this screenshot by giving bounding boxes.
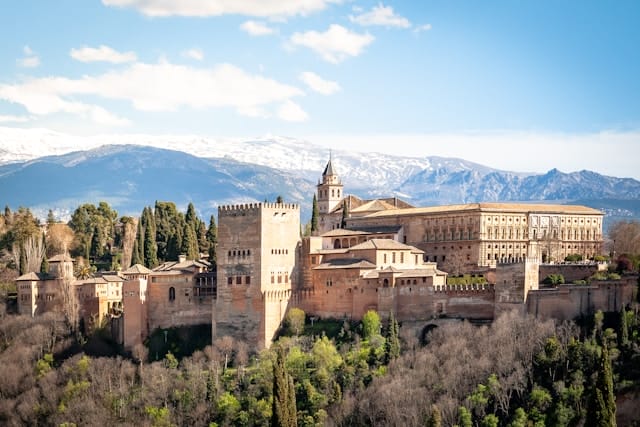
[16,158,637,350]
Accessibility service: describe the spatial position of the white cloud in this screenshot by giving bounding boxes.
[277,100,308,122]
[349,3,410,28]
[70,45,137,63]
[240,20,275,36]
[102,0,341,18]
[299,71,340,95]
[17,45,40,68]
[182,48,204,61]
[0,115,31,123]
[290,24,374,63]
[413,24,432,34]
[0,61,304,125]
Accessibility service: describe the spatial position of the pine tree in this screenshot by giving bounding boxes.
[272,346,297,427]
[206,215,217,269]
[311,194,319,234]
[586,342,616,427]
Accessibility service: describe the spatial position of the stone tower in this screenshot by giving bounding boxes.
[214,202,300,349]
[316,155,343,215]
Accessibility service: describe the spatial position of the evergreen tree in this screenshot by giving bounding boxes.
[276,195,284,204]
[458,406,473,427]
[311,194,319,234]
[426,404,442,427]
[385,311,401,362]
[143,208,158,268]
[46,209,56,225]
[586,343,616,427]
[272,346,297,427]
[185,202,198,231]
[18,242,26,275]
[40,233,48,274]
[131,217,144,266]
[206,215,217,269]
[197,219,208,255]
[619,307,629,348]
[181,222,199,260]
[340,200,348,228]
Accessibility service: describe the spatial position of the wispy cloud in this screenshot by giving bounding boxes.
[299,71,340,95]
[102,0,342,18]
[0,115,31,123]
[240,20,275,36]
[349,3,411,28]
[290,24,374,64]
[182,48,204,61]
[0,61,305,125]
[277,100,308,122]
[70,45,137,63]
[413,24,432,34]
[17,46,40,68]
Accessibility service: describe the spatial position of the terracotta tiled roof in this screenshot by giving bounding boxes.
[350,199,398,213]
[349,239,424,252]
[16,272,47,281]
[320,229,370,237]
[122,264,152,274]
[357,202,602,218]
[314,258,376,270]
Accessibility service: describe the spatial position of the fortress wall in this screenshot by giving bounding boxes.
[147,278,212,331]
[122,278,148,350]
[527,279,636,320]
[539,263,606,283]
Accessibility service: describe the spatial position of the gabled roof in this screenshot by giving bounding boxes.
[16,272,49,281]
[350,199,398,214]
[48,254,74,262]
[349,238,424,253]
[122,264,152,275]
[314,258,376,270]
[356,202,602,218]
[153,259,210,272]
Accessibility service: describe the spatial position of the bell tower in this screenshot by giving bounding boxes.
[317,153,343,214]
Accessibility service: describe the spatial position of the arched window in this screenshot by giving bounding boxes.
[334,239,341,249]
[383,278,389,287]
[169,287,175,302]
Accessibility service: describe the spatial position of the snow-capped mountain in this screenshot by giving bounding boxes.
[1,127,639,224]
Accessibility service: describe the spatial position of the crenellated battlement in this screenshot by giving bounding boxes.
[218,202,300,216]
[433,283,495,294]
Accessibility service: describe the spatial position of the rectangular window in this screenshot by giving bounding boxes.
[236,276,242,285]
[392,252,396,263]
[245,276,251,285]
[227,277,233,285]
[400,253,404,263]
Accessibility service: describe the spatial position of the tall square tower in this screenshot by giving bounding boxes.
[214,202,300,348]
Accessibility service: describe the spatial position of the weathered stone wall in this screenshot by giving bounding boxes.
[122,278,148,351]
[147,274,211,331]
[539,263,606,283]
[526,277,636,320]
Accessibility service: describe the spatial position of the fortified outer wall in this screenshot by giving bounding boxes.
[526,277,636,320]
[494,259,539,317]
[539,263,607,283]
[146,273,212,331]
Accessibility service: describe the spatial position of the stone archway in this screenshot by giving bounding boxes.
[420,323,439,345]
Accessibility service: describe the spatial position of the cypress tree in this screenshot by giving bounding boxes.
[385,311,401,362]
[19,242,27,275]
[272,346,297,427]
[619,307,629,348]
[131,214,144,266]
[181,222,199,260]
[185,202,198,231]
[143,208,158,268]
[311,194,319,234]
[276,195,284,204]
[206,215,217,269]
[340,200,348,228]
[586,343,616,427]
[40,233,48,274]
[46,209,56,225]
[426,404,442,427]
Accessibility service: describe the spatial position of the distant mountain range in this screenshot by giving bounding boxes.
[0,128,639,227]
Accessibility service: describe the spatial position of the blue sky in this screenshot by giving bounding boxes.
[1,1,639,178]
